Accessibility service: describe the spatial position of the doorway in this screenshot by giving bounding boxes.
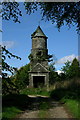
[33,76,45,88]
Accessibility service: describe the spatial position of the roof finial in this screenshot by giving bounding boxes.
[38,21,41,27]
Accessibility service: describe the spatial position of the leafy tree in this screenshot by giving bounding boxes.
[14,64,30,90]
[49,63,59,84]
[24,2,80,32]
[69,58,80,78]
[59,72,66,81]
[1,2,80,31]
[61,60,71,79]
[2,46,21,78]
[2,45,21,95]
[61,58,80,79]
[2,2,22,23]
[1,2,22,95]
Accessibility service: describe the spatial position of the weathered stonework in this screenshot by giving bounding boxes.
[29,26,50,88]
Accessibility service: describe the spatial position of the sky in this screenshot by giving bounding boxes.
[2,2,78,74]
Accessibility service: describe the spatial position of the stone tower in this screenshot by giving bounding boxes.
[29,26,49,88]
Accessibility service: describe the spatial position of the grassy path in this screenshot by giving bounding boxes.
[15,95,72,119]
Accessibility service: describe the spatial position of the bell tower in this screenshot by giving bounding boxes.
[29,26,49,88]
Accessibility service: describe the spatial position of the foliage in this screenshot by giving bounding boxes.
[28,54,33,61]
[2,77,19,96]
[38,101,50,118]
[59,73,66,81]
[69,58,80,78]
[2,46,21,95]
[50,79,79,101]
[2,2,80,31]
[28,53,53,62]
[61,58,80,79]
[49,63,59,84]
[2,46,21,78]
[24,2,80,32]
[2,106,22,119]
[64,99,79,118]
[2,2,22,23]
[61,61,71,75]
[14,64,30,90]
[2,94,29,119]
[20,87,50,96]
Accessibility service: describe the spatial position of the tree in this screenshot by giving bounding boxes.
[69,58,80,78]
[1,2,80,31]
[49,63,59,84]
[61,58,80,79]
[61,60,71,79]
[2,2,22,23]
[24,2,80,32]
[2,46,21,78]
[2,45,21,95]
[1,2,22,95]
[14,64,30,90]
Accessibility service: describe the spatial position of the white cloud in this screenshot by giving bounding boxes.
[56,70,64,75]
[56,54,77,65]
[0,41,14,49]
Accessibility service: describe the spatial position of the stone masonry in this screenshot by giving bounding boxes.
[29,26,50,88]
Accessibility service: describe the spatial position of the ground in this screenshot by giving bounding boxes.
[15,95,73,119]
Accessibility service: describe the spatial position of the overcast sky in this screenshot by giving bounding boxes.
[2,2,78,73]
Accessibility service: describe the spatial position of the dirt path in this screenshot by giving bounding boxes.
[15,95,72,119]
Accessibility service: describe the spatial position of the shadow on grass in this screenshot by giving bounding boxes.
[2,94,45,111]
[50,81,80,101]
[3,94,60,112]
[3,94,30,111]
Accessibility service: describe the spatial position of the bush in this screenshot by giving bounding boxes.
[50,88,67,100]
[2,78,19,96]
[50,78,80,101]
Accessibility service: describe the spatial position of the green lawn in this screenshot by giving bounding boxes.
[20,87,50,96]
[2,106,22,119]
[64,99,80,118]
[2,94,29,119]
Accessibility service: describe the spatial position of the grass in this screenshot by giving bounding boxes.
[64,99,80,118]
[50,83,80,118]
[2,94,29,119]
[2,106,22,119]
[38,110,48,118]
[20,87,50,96]
[38,101,50,118]
[2,83,79,119]
[0,113,2,120]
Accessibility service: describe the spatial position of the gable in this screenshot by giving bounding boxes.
[31,63,49,72]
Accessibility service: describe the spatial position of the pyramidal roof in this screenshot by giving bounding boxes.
[31,26,47,38]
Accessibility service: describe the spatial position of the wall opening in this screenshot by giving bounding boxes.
[33,76,45,88]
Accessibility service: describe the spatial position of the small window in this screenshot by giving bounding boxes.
[37,51,42,56]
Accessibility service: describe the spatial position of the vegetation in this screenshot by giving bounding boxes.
[2,2,80,31]
[2,2,80,32]
[2,106,22,119]
[2,46,21,78]
[14,64,30,90]
[64,99,79,118]
[2,46,21,95]
[28,53,53,62]
[38,101,50,118]
[2,57,80,119]
[20,87,50,96]
[2,2,80,119]
[2,2,22,23]
[2,94,29,119]
[61,58,80,79]
[24,2,80,32]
